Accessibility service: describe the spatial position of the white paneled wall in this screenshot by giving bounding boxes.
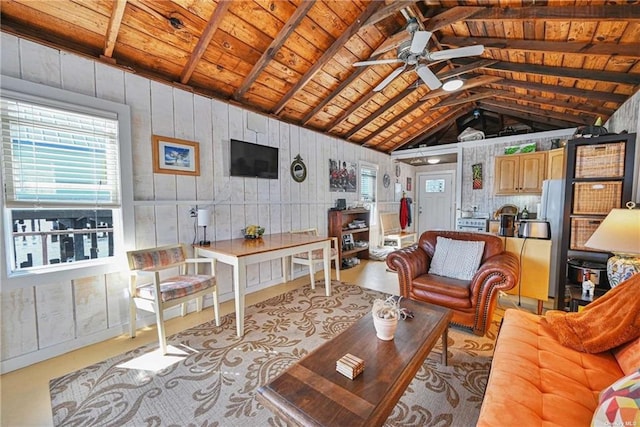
[0,34,402,372]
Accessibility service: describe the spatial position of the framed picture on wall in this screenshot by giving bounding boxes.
[152,135,200,176]
[406,177,412,191]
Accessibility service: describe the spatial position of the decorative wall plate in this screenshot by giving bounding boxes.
[291,154,307,182]
[383,173,390,188]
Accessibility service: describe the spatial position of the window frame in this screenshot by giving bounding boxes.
[1,75,134,288]
[359,161,378,226]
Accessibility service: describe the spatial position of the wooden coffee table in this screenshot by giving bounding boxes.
[257,299,452,427]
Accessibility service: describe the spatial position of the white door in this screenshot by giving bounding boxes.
[417,172,455,234]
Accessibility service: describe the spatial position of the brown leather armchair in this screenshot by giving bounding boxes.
[386,230,519,336]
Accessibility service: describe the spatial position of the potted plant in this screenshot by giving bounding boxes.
[372,296,402,340]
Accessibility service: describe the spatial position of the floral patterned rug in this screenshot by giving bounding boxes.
[50,282,501,426]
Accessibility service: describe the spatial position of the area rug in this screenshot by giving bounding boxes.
[50,282,501,426]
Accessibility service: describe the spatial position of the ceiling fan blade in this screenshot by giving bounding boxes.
[353,58,403,67]
[410,31,432,54]
[373,66,406,92]
[416,65,442,90]
[429,45,485,60]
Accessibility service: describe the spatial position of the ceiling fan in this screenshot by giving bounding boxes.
[353,18,485,92]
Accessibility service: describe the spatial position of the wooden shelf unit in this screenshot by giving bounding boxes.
[328,208,370,266]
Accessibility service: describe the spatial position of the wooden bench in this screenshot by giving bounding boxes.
[380,212,417,248]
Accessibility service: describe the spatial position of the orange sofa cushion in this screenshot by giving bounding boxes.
[477,309,625,427]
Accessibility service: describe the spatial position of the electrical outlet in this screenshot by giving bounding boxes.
[189,208,197,217]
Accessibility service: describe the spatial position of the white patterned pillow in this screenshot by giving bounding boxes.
[429,236,485,281]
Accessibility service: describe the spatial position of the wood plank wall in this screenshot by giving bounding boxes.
[0,33,410,372]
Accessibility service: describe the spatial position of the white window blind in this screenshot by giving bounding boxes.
[360,166,376,202]
[1,97,120,207]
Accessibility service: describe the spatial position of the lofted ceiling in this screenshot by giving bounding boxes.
[1,0,639,158]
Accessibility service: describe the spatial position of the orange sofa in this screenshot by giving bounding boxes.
[477,308,640,426]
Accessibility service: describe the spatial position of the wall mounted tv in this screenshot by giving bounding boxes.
[229,139,279,179]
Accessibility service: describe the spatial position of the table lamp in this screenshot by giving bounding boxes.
[584,202,640,287]
[198,208,211,246]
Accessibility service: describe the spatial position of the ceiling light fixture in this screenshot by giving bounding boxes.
[427,158,440,164]
[442,79,463,92]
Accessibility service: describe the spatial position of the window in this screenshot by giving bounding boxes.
[359,165,377,203]
[1,94,121,273]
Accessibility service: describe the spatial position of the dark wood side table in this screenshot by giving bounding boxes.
[567,284,607,312]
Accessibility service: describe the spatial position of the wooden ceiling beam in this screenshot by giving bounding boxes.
[389,105,468,151]
[477,103,578,130]
[470,60,640,86]
[235,0,316,101]
[471,88,615,117]
[419,75,502,101]
[103,0,127,58]
[179,0,231,85]
[467,5,640,21]
[430,91,493,108]
[437,59,498,80]
[357,99,428,144]
[363,1,417,27]
[343,85,417,138]
[440,36,640,58]
[272,1,384,116]
[496,78,628,104]
[478,100,590,126]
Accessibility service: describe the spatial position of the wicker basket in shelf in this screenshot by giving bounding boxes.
[575,142,625,178]
[573,181,622,215]
[570,218,603,251]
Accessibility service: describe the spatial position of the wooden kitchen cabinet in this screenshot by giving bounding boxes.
[494,151,546,195]
[546,148,565,179]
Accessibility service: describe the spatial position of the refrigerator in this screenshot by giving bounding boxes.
[540,179,565,298]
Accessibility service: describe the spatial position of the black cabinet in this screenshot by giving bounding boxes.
[556,133,636,310]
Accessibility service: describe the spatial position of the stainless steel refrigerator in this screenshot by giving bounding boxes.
[540,179,565,298]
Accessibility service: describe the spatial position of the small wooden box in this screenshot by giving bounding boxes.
[336,353,365,380]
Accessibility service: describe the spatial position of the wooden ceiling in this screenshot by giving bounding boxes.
[2,1,639,155]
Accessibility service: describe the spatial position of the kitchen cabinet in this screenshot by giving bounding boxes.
[546,148,565,179]
[555,133,636,310]
[494,151,546,195]
[328,208,370,268]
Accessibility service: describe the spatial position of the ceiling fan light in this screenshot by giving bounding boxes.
[442,79,463,91]
[427,158,440,164]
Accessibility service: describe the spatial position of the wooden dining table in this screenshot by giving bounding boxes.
[194,233,332,337]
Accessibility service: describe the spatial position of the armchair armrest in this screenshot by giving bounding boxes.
[386,244,431,297]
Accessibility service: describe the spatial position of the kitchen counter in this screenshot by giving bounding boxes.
[496,236,552,314]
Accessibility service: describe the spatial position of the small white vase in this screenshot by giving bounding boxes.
[373,315,398,340]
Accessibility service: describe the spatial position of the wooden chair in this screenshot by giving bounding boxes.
[380,212,417,248]
[126,243,220,354]
[290,228,340,285]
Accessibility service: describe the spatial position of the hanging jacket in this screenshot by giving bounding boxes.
[399,197,409,229]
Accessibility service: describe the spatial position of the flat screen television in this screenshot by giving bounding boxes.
[229,139,278,179]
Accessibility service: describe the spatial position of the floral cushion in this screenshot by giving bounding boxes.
[293,248,338,260]
[130,247,185,270]
[136,275,215,302]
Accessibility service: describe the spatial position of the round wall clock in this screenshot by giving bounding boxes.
[395,164,401,177]
[383,173,390,188]
[290,154,307,183]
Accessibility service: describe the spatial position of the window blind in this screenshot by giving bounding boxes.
[1,97,120,207]
[360,167,376,202]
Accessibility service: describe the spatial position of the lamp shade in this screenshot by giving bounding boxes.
[585,205,640,288]
[197,208,210,227]
[584,207,640,255]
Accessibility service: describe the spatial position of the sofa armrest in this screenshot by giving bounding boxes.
[386,244,431,297]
